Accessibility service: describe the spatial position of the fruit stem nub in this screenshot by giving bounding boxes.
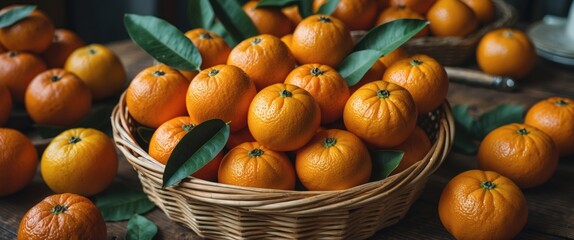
[410,59,423,66]
[199,33,213,40]
[517,128,530,135]
[69,136,82,144]
[310,67,324,76]
[377,89,390,99]
[248,148,264,157]
[280,89,293,98]
[51,204,68,215]
[251,38,262,45]
[318,16,332,23]
[50,75,61,82]
[322,137,337,148]
[556,99,569,106]
[208,69,220,77]
[480,180,496,190]
[153,70,165,77]
[182,123,194,132]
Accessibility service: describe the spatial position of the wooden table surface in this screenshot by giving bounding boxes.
[1,39,573,240]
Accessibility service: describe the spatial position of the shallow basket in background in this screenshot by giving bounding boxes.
[112,92,455,239]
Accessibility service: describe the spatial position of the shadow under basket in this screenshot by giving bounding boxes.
[112,92,455,239]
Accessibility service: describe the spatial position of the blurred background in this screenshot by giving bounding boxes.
[0,0,573,44]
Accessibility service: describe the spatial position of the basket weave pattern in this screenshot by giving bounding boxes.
[112,92,455,239]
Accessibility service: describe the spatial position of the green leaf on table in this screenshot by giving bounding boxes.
[163,119,230,188]
[135,126,156,151]
[34,105,114,139]
[127,214,158,240]
[370,150,404,181]
[337,49,383,86]
[354,19,429,55]
[316,0,340,15]
[453,122,479,154]
[188,0,215,29]
[124,13,201,71]
[93,184,155,222]
[0,5,35,28]
[472,104,525,139]
[208,0,259,46]
[452,105,473,131]
[297,0,314,18]
[256,0,299,8]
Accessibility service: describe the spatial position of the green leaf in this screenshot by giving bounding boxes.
[453,122,479,154]
[34,105,114,139]
[316,0,339,15]
[0,5,35,28]
[188,0,215,29]
[208,0,259,46]
[256,0,299,8]
[127,214,158,240]
[337,49,383,86]
[472,104,525,139]
[135,126,156,151]
[452,105,473,131]
[163,119,230,188]
[93,184,155,222]
[370,150,404,181]
[354,19,429,55]
[297,0,314,18]
[124,14,201,71]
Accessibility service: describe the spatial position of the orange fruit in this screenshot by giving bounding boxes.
[291,14,354,67]
[390,126,431,175]
[64,44,126,99]
[389,0,436,14]
[0,85,12,126]
[383,54,448,114]
[248,83,321,151]
[226,126,256,149]
[41,28,86,68]
[186,64,257,132]
[0,51,47,103]
[476,28,537,80]
[184,28,231,69]
[218,141,296,190]
[126,64,189,128]
[350,58,386,93]
[284,63,350,124]
[378,47,408,69]
[280,33,293,52]
[426,0,478,37]
[439,170,528,240]
[343,81,417,148]
[178,69,199,82]
[0,6,54,53]
[41,128,118,197]
[24,69,92,127]
[477,123,559,189]
[282,5,302,25]
[243,0,293,37]
[296,129,372,191]
[375,6,429,38]
[148,116,222,181]
[525,97,574,157]
[314,0,379,30]
[462,0,495,24]
[227,34,295,90]
[0,128,38,196]
[376,0,390,10]
[18,193,107,240]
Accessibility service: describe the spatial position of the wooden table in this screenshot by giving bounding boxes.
[1,40,573,240]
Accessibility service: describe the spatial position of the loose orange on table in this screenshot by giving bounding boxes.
[184,28,231,69]
[389,126,432,175]
[41,28,85,68]
[0,51,47,103]
[18,193,107,240]
[477,123,559,189]
[525,96,574,157]
[0,5,54,54]
[0,86,11,127]
[0,128,37,197]
[426,0,478,37]
[438,170,528,240]
[242,0,293,37]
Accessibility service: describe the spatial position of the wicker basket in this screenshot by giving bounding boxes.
[112,92,455,239]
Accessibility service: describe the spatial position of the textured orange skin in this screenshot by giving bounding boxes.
[227,34,295,90]
[343,81,417,148]
[218,142,296,190]
[64,44,126,99]
[18,193,107,240]
[186,64,257,132]
[41,29,85,68]
[462,0,495,24]
[525,97,574,157]
[291,14,354,67]
[41,128,118,197]
[296,129,372,191]
[284,63,351,124]
[376,6,429,38]
[390,0,436,14]
[184,28,231,69]
[389,126,431,175]
[426,0,478,37]
[0,128,37,196]
[226,126,256,149]
[383,54,448,114]
[248,83,321,151]
[477,123,559,189]
[25,69,92,127]
[378,47,408,69]
[0,6,54,53]
[438,170,528,240]
[0,86,12,127]
[350,60,386,93]
[476,28,537,80]
[126,64,189,128]
[0,51,47,103]
[280,34,294,52]
[314,0,379,30]
[243,1,293,37]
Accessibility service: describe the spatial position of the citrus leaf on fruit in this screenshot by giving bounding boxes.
[127,214,158,240]
[370,150,404,181]
[163,119,230,188]
[92,184,155,222]
[208,0,259,46]
[188,0,215,29]
[354,19,429,55]
[316,0,340,15]
[34,105,114,139]
[135,126,155,151]
[256,0,299,8]
[472,104,525,139]
[0,5,36,28]
[124,14,202,71]
[297,0,314,18]
[337,49,382,86]
[452,105,473,131]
